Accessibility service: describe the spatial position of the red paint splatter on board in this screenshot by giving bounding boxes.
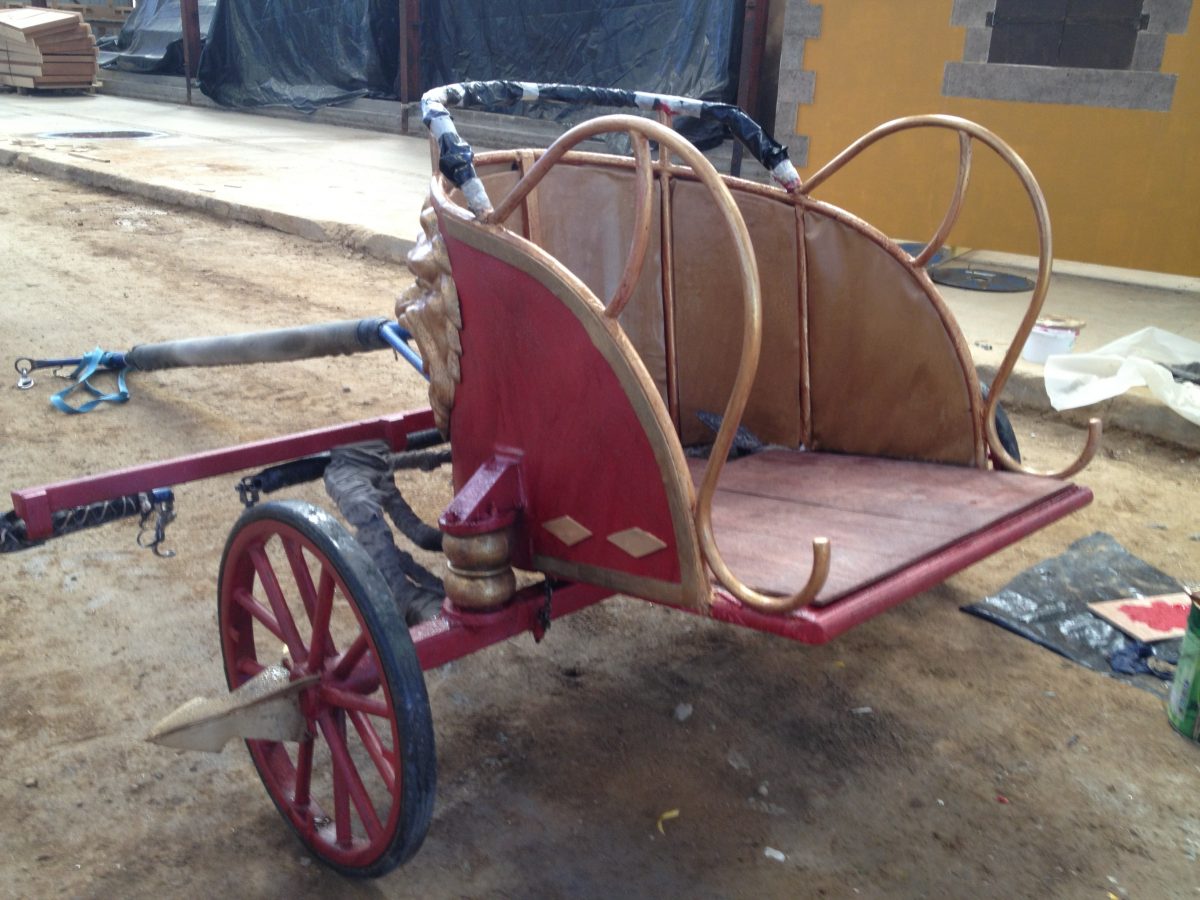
[1119,600,1188,633]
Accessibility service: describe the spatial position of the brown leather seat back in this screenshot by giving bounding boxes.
[803,206,980,464]
[672,180,804,448]
[528,166,669,404]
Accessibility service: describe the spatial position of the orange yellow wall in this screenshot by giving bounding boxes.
[794,2,1200,277]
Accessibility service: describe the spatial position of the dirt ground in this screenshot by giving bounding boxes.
[1,168,1198,899]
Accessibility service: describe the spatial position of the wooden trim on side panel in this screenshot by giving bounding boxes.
[659,154,681,431]
[796,203,812,448]
[516,150,543,246]
[535,556,686,605]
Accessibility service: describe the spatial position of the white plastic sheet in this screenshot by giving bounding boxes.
[1044,327,1200,426]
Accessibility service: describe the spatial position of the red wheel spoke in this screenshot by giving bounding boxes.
[236,657,265,678]
[249,544,309,665]
[233,587,284,642]
[349,709,397,794]
[318,712,384,842]
[330,716,352,847]
[319,685,389,718]
[283,538,319,618]
[307,569,337,670]
[331,632,369,681]
[294,737,314,808]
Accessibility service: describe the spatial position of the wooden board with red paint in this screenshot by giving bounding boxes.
[1088,593,1192,642]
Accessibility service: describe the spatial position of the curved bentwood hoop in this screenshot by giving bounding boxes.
[801,115,1100,479]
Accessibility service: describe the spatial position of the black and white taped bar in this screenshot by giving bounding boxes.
[420,80,801,216]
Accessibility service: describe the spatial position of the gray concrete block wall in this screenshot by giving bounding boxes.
[944,63,1177,110]
[773,0,821,167]
[950,0,997,28]
[1142,0,1194,33]
[963,28,991,63]
[1132,32,1168,71]
[944,0,1190,110]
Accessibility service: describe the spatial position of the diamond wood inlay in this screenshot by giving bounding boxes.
[607,527,667,559]
[542,516,592,547]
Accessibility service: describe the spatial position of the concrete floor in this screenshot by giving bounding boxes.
[0,92,432,258]
[1,90,1196,448]
[940,272,1200,448]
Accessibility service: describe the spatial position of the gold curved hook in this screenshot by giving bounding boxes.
[628,122,832,612]
[808,114,1099,479]
[695,521,832,612]
[987,413,1102,479]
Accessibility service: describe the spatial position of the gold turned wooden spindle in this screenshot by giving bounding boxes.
[442,531,517,610]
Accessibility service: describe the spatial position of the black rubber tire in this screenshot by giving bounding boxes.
[981,381,1021,464]
[217,500,436,877]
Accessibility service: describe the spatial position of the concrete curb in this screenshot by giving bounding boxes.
[96,70,750,175]
[979,362,1199,452]
[0,146,414,265]
[97,70,413,136]
[967,249,1200,293]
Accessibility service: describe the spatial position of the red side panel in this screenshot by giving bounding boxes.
[444,235,682,585]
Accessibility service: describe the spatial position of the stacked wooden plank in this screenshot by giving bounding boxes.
[39,2,132,39]
[0,7,98,91]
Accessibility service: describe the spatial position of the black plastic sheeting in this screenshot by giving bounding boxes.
[198,0,398,111]
[421,0,741,145]
[963,532,1183,696]
[423,81,795,211]
[97,0,218,75]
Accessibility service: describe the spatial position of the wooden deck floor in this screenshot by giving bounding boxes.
[690,451,1073,606]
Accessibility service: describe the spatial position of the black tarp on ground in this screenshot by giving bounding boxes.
[963,532,1184,696]
[197,0,398,112]
[97,0,218,74]
[420,0,742,145]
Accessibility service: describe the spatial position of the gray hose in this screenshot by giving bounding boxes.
[125,317,391,371]
[324,441,445,626]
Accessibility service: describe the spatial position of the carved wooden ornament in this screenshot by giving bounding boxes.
[397,199,463,435]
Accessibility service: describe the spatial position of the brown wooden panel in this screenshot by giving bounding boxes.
[673,180,802,448]
[533,165,668,404]
[689,451,1070,604]
[804,209,978,464]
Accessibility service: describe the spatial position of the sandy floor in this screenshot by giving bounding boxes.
[1,169,1198,899]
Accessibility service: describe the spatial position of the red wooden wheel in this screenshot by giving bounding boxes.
[218,500,435,877]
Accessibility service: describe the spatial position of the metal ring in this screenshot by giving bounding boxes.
[14,358,34,389]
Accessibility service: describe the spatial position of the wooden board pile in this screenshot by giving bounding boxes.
[0,7,98,91]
